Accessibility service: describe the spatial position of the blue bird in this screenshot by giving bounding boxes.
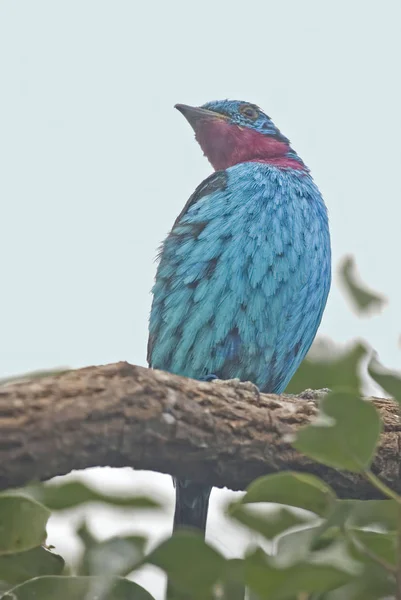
[148,100,331,536]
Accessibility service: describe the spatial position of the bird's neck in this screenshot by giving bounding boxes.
[195,120,306,171]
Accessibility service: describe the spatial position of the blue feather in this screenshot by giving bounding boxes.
[149,162,331,391]
[148,100,331,540]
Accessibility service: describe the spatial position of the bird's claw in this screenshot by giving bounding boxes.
[298,388,331,400]
[212,378,261,401]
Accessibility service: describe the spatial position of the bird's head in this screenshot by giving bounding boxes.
[175,99,304,171]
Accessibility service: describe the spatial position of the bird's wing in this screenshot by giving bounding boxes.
[172,170,228,227]
[147,170,228,366]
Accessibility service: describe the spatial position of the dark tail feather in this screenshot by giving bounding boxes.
[173,478,212,537]
[167,479,213,598]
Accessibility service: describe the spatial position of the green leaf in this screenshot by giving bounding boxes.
[350,529,397,566]
[74,521,147,579]
[324,530,398,600]
[147,531,225,594]
[344,499,399,531]
[0,546,64,584]
[218,559,246,600]
[79,535,146,577]
[76,520,98,550]
[0,495,50,555]
[275,525,323,565]
[227,502,315,540]
[1,576,155,600]
[338,256,386,314]
[245,545,359,599]
[25,481,162,511]
[274,524,354,567]
[273,505,397,568]
[286,341,367,394]
[308,499,399,548]
[293,391,382,472]
[339,256,386,313]
[323,563,396,600]
[368,357,401,404]
[241,472,336,517]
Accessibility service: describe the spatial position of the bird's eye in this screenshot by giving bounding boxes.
[239,104,259,120]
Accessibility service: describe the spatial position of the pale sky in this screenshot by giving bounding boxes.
[1,1,400,598]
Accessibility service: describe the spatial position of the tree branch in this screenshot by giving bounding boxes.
[1,362,400,498]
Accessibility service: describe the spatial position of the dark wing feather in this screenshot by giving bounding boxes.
[173,170,228,227]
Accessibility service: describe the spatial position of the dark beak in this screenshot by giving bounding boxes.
[175,104,229,128]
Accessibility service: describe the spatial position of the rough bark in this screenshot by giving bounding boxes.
[0,361,399,498]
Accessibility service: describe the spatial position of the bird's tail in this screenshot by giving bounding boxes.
[173,478,212,537]
[167,482,212,598]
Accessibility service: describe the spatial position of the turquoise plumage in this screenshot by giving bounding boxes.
[147,100,331,536]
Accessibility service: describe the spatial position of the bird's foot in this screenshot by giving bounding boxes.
[212,378,261,401]
[200,373,219,382]
[298,388,331,400]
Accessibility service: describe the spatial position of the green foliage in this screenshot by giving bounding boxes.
[0,495,50,555]
[293,392,382,472]
[351,530,397,566]
[228,502,314,540]
[78,533,146,578]
[368,356,401,405]
[218,560,246,600]
[244,544,358,599]
[148,531,226,597]
[25,480,162,511]
[338,256,386,314]
[323,565,396,600]
[285,341,367,394]
[0,547,64,584]
[344,499,399,530]
[1,256,400,599]
[1,576,154,599]
[240,472,336,516]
